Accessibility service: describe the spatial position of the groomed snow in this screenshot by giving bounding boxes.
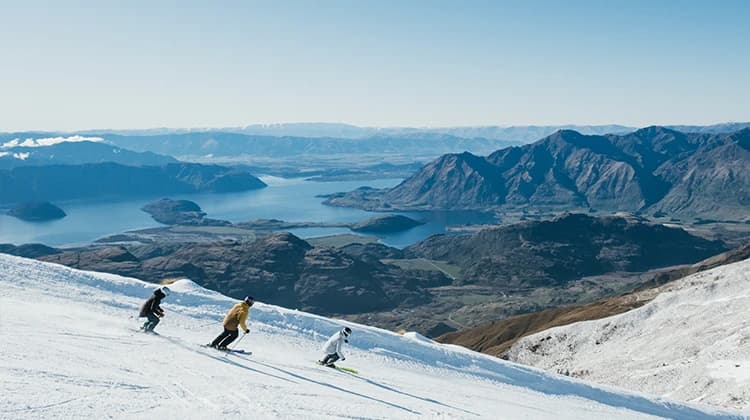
[0,254,741,419]
[507,257,750,414]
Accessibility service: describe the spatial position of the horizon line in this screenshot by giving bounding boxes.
[2,120,749,134]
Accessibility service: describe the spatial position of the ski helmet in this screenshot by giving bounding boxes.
[342,327,352,337]
[160,286,171,297]
[244,296,255,306]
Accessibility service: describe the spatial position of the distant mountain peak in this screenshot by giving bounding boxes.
[328,127,750,220]
[632,125,684,138]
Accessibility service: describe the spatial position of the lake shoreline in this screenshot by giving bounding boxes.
[0,177,499,248]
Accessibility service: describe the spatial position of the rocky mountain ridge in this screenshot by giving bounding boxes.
[325,127,750,221]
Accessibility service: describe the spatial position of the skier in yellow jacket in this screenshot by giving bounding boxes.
[208,296,253,350]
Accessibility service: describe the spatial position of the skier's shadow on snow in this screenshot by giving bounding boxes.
[247,359,421,415]
[206,353,299,385]
[157,335,298,385]
[346,373,480,416]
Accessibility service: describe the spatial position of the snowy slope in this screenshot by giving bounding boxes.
[507,257,750,414]
[0,254,741,419]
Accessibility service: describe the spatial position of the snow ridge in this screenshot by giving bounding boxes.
[508,257,750,413]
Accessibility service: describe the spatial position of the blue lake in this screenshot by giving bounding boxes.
[0,177,496,248]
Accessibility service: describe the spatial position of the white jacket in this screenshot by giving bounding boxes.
[322,331,347,358]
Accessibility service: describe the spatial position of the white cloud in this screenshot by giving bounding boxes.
[1,135,104,149]
[13,152,30,160]
[0,151,8,157]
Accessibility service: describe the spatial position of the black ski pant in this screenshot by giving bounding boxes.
[321,353,340,366]
[142,312,160,331]
[211,328,239,348]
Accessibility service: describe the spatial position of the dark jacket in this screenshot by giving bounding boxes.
[139,289,166,318]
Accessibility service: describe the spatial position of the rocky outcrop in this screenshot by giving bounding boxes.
[7,202,66,221]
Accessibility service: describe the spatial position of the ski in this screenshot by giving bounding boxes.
[315,361,358,375]
[336,366,359,374]
[200,344,251,355]
[224,349,251,355]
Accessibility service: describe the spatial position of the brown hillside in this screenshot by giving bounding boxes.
[437,243,750,357]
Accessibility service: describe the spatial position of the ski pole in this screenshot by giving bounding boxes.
[231,331,248,349]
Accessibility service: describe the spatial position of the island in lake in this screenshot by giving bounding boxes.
[101,199,426,244]
[7,201,67,222]
[142,198,231,226]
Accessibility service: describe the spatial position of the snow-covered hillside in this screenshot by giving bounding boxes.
[0,254,741,419]
[507,257,750,413]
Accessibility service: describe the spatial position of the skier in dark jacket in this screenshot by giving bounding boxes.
[139,286,170,332]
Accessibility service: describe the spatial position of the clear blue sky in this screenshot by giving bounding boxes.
[1,0,748,131]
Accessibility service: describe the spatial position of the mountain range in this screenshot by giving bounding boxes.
[0,135,268,206]
[4,122,748,164]
[21,121,749,141]
[0,162,266,205]
[0,139,177,169]
[98,131,519,161]
[326,127,750,221]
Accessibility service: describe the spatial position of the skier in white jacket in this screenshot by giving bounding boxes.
[318,327,352,367]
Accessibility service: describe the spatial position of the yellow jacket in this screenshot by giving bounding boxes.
[223,302,250,332]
